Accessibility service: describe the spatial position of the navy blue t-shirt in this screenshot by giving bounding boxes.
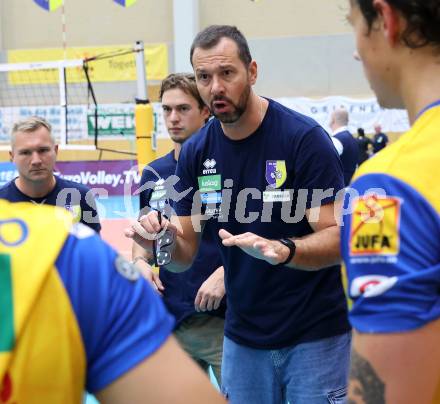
[372,132,389,153]
[139,150,225,327]
[334,129,359,186]
[0,176,101,233]
[175,98,350,349]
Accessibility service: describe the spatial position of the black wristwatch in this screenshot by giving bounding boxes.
[278,238,296,266]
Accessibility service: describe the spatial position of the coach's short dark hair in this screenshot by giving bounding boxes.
[190,25,252,67]
[356,0,440,49]
[159,73,205,110]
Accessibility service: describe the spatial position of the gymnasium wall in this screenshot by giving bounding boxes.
[0,0,375,163]
[0,0,370,99]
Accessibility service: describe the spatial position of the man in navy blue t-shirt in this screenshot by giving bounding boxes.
[372,123,389,154]
[0,116,101,233]
[329,108,359,185]
[128,25,351,403]
[132,73,225,384]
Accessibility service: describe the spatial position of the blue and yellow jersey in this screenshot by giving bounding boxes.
[342,104,440,334]
[0,200,174,403]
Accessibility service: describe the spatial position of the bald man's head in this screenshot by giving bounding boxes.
[330,108,349,133]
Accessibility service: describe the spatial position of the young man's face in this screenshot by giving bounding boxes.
[162,88,209,144]
[10,126,58,185]
[192,37,257,124]
[348,0,402,109]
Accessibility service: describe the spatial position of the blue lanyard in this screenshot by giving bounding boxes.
[415,99,440,120]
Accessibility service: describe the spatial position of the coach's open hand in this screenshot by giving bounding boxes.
[219,229,290,266]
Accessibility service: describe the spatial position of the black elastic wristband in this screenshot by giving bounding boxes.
[278,238,296,266]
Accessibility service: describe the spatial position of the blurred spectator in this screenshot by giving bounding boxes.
[372,124,389,153]
[329,108,359,186]
[356,127,372,165]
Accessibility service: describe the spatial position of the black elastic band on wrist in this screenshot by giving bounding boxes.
[278,238,296,266]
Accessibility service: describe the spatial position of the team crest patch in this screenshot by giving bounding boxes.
[350,195,401,256]
[265,160,287,188]
[65,204,82,223]
[115,256,140,281]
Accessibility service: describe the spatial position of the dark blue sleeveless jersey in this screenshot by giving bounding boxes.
[56,224,174,392]
[334,130,359,186]
[0,176,101,233]
[139,150,225,327]
[174,98,350,349]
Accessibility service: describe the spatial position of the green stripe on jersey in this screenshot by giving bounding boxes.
[0,254,14,351]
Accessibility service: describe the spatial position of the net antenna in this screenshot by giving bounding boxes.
[0,58,97,151]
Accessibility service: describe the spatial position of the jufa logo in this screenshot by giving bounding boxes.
[350,195,401,257]
[203,159,217,174]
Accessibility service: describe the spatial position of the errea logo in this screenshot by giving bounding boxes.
[203,159,217,174]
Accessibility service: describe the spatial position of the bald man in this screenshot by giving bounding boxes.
[329,108,358,185]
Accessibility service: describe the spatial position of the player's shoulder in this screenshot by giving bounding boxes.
[58,223,139,283]
[269,98,322,133]
[56,176,92,195]
[186,119,216,146]
[148,150,175,170]
[179,119,217,159]
[0,180,16,198]
[335,130,354,140]
[142,151,176,179]
[64,223,106,254]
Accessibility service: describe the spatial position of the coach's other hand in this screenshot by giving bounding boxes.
[219,229,290,266]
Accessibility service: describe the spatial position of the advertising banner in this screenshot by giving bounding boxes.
[0,163,18,188]
[54,160,141,196]
[0,160,141,196]
[8,43,168,84]
[277,96,409,134]
[0,97,409,143]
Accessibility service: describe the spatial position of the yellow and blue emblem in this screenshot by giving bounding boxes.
[265,160,287,189]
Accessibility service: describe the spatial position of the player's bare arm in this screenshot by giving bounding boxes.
[349,320,440,404]
[96,336,226,404]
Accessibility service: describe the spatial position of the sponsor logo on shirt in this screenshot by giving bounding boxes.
[198,175,222,193]
[265,160,287,188]
[262,190,291,202]
[150,190,167,201]
[350,195,401,256]
[202,159,217,174]
[350,275,398,298]
[152,178,165,193]
[205,207,222,217]
[200,192,222,204]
